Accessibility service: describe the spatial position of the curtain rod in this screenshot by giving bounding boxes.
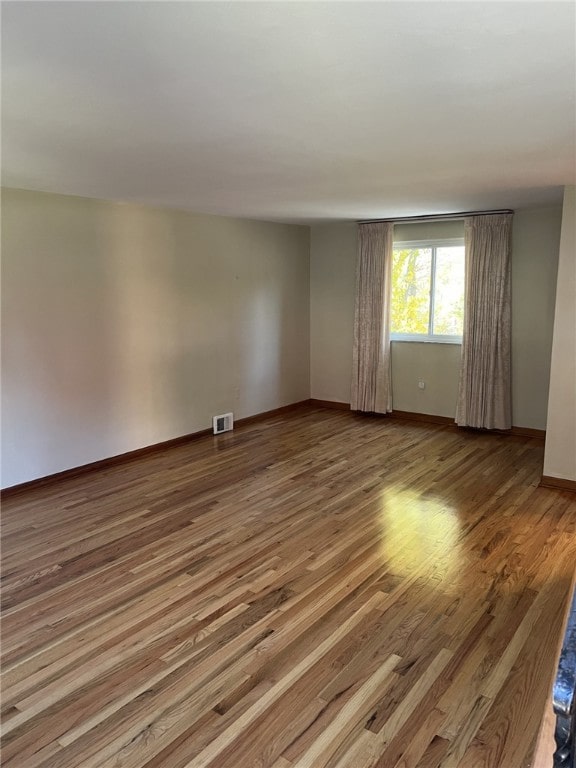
[357,209,514,225]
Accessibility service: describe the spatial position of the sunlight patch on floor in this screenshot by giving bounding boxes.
[379,487,462,584]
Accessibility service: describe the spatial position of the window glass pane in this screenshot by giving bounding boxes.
[433,246,465,336]
[391,248,432,335]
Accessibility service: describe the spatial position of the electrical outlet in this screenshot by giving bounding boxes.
[418,380,426,390]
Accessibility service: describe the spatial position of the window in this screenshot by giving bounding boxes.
[390,239,465,343]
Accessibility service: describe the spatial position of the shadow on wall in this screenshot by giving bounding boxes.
[1,194,119,486]
[1,192,310,487]
[104,210,296,445]
[103,210,310,448]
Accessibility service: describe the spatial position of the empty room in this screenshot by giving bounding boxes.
[1,2,576,767]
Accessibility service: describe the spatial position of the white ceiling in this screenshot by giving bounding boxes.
[2,1,575,223]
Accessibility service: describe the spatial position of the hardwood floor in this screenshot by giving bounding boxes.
[1,406,575,768]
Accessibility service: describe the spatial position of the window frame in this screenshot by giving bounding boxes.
[390,237,465,344]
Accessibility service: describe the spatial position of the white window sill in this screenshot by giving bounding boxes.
[391,336,462,345]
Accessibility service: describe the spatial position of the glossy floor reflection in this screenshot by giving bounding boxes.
[379,488,462,583]
[2,406,575,768]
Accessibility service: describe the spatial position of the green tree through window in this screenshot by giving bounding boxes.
[390,242,464,341]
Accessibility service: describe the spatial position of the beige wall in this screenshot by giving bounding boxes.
[310,223,357,403]
[390,342,462,417]
[511,206,562,429]
[1,188,310,487]
[310,208,562,427]
[544,186,576,480]
[2,188,565,488]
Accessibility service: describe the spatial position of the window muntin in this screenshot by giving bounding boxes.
[390,239,465,343]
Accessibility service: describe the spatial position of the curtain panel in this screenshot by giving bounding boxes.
[351,222,393,413]
[456,213,513,430]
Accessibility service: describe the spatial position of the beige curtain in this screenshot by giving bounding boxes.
[351,222,393,413]
[456,213,513,430]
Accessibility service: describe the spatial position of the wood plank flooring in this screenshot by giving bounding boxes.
[2,406,575,768]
